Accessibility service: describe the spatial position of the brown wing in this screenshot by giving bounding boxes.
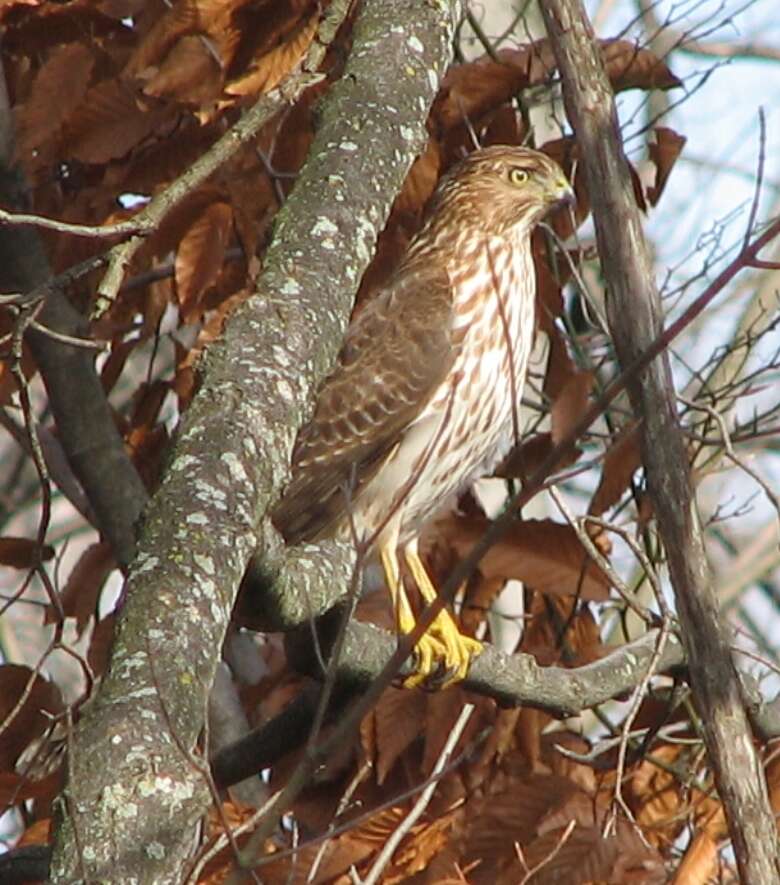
[272,258,457,544]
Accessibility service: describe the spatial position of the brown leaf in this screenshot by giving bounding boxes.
[64,79,169,164]
[551,370,593,445]
[433,39,679,132]
[0,664,63,770]
[15,41,95,163]
[373,687,427,785]
[543,325,578,403]
[495,432,581,482]
[589,424,641,516]
[0,536,53,569]
[422,688,478,776]
[141,34,222,105]
[0,768,62,805]
[175,201,233,316]
[521,817,665,884]
[444,515,610,601]
[647,126,687,206]
[128,378,169,431]
[224,10,318,98]
[123,0,201,79]
[602,38,682,92]
[56,541,116,636]
[539,137,591,239]
[522,596,606,667]
[393,137,441,217]
[464,773,579,863]
[88,613,117,679]
[672,831,718,885]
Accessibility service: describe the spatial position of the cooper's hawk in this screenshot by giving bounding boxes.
[273,145,574,685]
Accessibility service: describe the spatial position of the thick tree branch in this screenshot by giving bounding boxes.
[48,2,462,881]
[213,624,686,788]
[541,2,780,882]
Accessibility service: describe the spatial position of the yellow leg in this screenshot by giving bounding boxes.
[381,542,447,682]
[380,543,416,634]
[402,541,482,687]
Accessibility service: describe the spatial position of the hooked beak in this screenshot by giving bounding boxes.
[549,176,576,210]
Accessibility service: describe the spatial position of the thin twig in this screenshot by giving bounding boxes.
[359,702,475,885]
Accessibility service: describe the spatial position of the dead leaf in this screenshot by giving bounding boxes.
[88,613,117,679]
[434,39,679,132]
[495,431,581,482]
[224,10,318,98]
[0,664,63,770]
[0,768,62,806]
[551,370,593,445]
[442,514,610,601]
[64,79,169,164]
[373,687,427,784]
[141,34,222,105]
[672,831,718,884]
[175,201,233,316]
[0,536,54,569]
[56,541,116,636]
[15,41,95,162]
[589,424,641,516]
[647,127,687,206]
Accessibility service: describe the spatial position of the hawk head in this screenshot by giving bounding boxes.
[429,145,575,235]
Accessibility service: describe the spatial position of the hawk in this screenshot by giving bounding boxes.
[273,145,574,685]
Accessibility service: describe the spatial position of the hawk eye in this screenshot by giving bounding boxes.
[508,167,529,186]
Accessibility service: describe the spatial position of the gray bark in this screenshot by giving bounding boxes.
[48,2,462,881]
[541,1,780,881]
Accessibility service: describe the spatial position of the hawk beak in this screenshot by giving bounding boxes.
[550,177,576,209]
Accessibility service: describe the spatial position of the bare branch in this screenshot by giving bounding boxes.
[540,1,780,881]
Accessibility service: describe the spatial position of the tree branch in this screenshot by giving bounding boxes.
[0,72,147,570]
[541,2,780,882]
[48,2,462,881]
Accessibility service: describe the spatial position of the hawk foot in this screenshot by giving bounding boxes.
[403,609,482,689]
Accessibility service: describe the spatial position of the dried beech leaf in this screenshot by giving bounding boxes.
[64,79,167,163]
[141,34,222,104]
[373,687,426,785]
[0,664,63,770]
[422,688,476,776]
[647,126,687,206]
[129,378,169,431]
[551,370,593,445]
[15,816,51,850]
[123,0,201,79]
[522,596,606,667]
[15,41,94,161]
[589,424,642,516]
[259,807,406,883]
[0,536,53,568]
[543,325,579,404]
[394,137,441,217]
[57,541,116,636]
[434,38,679,131]
[521,818,665,884]
[0,768,62,805]
[672,831,718,884]
[88,614,117,679]
[496,431,581,481]
[539,137,591,238]
[224,10,318,97]
[175,201,233,315]
[602,38,682,92]
[443,514,610,601]
[464,773,579,863]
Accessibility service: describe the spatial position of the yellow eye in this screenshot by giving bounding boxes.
[509,168,529,186]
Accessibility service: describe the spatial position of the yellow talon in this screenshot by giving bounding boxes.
[380,539,482,688]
